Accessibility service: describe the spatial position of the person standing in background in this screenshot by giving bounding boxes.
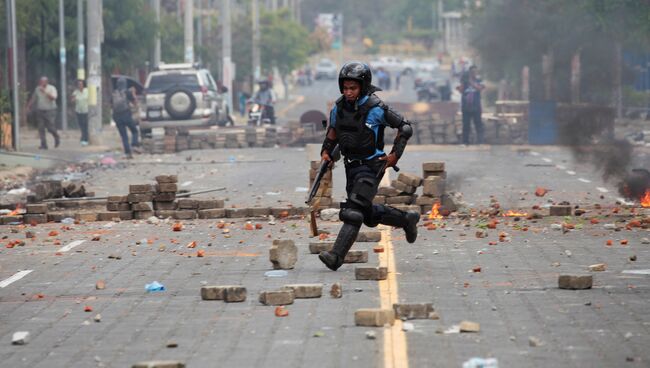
[459,66,485,145]
[71,80,89,146]
[26,76,60,149]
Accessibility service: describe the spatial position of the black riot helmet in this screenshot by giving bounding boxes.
[338,61,373,95]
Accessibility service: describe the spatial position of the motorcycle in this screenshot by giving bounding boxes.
[247,103,273,126]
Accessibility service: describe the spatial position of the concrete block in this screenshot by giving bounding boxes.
[23,214,47,224]
[391,180,416,194]
[398,172,423,187]
[344,250,369,263]
[156,183,178,193]
[132,202,153,212]
[355,266,388,280]
[422,177,446,197]
[177,199,199,209]
[197,199,225,209]
[153,192,176,202]
[393,303,436,320]
[129,184,154,194]
[309,241,334,254]
[356,231,382,242]
[174,210,197,220]
[201,285,240,300]
[26,204,48,214]
[354,308,395,326]
[283,284,323,298]
[423,170,447,179]
[249,207,271,217]
[153,201,176,210]
[97,211,132,221]
[259,290,295,305]
[107,202,132,211]
[270,239,298,269]
[549,205,572,216]
[107,195,128,203]
[226,208,250,218]
[127,193,154,203]
[415,196,438,206]
[155,175,178,184]
[223,286,247,302]
[198,208,226,219]
[558,275,592,290]
[386,195,414,205]
[378,186,401,197]
[422,162,445,172]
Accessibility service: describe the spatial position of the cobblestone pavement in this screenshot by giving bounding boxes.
[1,144,648,368]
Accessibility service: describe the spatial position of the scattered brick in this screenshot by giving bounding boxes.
[129,184,154,194]
[355,266,388,280]
[259,290,295,305]
[26,204,48,214]
[249,207,271,217]
[356,231,381,242]
[107,202,132,211]
[330,283,342,298]
[201,285,240,300]
[283,284,323,298]
[174,210,197,220]
[198,208,226,219]
[23,214,47,224]
[309,241,334,254]
[226,208,251,218]
[549,205,572,216]
[75,213,97,222]
[558,275,593,290]
[132,203,153,212]
[197,199,225,209]
[422,162,445,172]
[459,321,480,332]
[127,193,154,203]
[354,308,395,327]
[107,195,128,203]
[344,250,369,263]
[223,286,247,302]
[156,183,178,193]
[155,175,178,184]
[422,177,446,197]
[153,192,176,202]
[134,211,155,220]
[397,172,423,187]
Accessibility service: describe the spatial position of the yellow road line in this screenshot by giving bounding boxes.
[378,226,409,368]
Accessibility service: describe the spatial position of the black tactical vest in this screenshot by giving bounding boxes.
[334,95,383,160]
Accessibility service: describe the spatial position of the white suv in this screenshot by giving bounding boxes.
[140,63,231,130]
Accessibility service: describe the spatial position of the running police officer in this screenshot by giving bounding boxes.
[319,61,420,271]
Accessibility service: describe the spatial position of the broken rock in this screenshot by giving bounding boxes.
[393,303,436,320]
[269,239,298,270]
[11,331,29,345]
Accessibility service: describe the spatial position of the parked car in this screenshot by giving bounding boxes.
[140,63,232,133]
[315,59,338,80]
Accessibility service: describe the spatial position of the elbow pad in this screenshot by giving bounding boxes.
[382,103,408,129]
[390,122,413,159]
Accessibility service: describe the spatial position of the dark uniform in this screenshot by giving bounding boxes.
[319,62,420,271]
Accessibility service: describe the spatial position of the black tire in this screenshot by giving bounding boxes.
[164,88,196,120]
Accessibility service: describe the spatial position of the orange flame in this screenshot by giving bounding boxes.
[503,210,528,217]
[429,202,442,220]
[641,189,650,208]
[6,204,22,216]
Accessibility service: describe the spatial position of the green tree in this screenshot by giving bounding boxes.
[260,9,315,97]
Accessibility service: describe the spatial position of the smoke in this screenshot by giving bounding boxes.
[559,105,633,182]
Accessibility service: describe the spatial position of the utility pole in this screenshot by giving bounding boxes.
[222,0,232,108]
[197,0,202,63]
[59,0,68,131]
[87,0,102,145]
[9,0,20,150]
[77,0,85,80]
[184,0,194,63]
[252,0,260,82]
[153,0,161,67]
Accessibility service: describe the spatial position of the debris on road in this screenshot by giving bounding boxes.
[330,283,342,298]
[355,308,395,327]
[589,263,607,272]
[283,284,323,298]
[269,239,298,270]
[393,303,437,320]
[274,306,289,317]
[459,321,481,333]
[259,290,295,306]
[145,281,166,292]
[355,266,388,280]
[558,275,593,290]
[11,331,29,345]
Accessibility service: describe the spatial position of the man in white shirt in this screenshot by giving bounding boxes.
[27,76,60,149]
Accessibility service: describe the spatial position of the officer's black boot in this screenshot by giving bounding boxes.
[319,208,363,271]
[378,207,420,243]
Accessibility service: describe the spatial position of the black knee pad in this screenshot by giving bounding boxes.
[339,208,364,226]
[348,177,378,209]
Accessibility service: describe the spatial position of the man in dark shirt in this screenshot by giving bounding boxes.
[459,66,485,145]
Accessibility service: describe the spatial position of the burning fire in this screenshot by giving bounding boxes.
[641,189,650,208]
[429,203,443,220]
[5,204,22,216]
[503,210,528,217]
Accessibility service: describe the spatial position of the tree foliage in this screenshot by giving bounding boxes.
[260,9,315,77]
[468,0,650,103]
